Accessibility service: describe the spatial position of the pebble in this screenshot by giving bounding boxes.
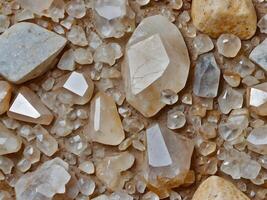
[217,34,241,58]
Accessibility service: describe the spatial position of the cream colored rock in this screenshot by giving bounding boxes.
[0,81,12,115]
[192,176,250,200]
[123,15,190,117]
[192,0,257,40]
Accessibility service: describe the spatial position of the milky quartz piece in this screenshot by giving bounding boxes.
[96,151,135,190]
[123,15,190,117]
[192,176,250,200]
[86,92,125,145]
[192,0,257,40]
[193,34,214,55]
[247,82,267,116]
[247,125,267,155]
[0,81,12,115]
[217,34,241,58]
[54,71,94,105]
[15,158,71,200]
[17,0,54,13]
[193,53,220,98]
[0,123,22,155]
[249,38,267,71]
[0,22,66,84]
[8,87,53,125]
[145,124,194,198]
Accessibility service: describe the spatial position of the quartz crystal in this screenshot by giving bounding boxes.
[247,125,267,154]
[249,38,267,71]
[258,14,267,34]
[96,151,135,190]
[66,0,86,19]
[78,177,95,196]
[54,71,94,105]
[216,34,241,58]
[17,0,54,13]
[86,92,125,145]
[247,82,267,116]
[15,158,71,200]
[223,71,241,87]
[193,53,220,98]
[57,49,76,71]
[0,156,14,174]
[0,81,12,115]
[167,109,186,129]
[8,87,53,125]
[65,134,87,156]
[0,22,66,84]
[218,87,243,114]
[160,89,179,105]
[123,15,190,117]
[145,124,194,198]
[79,161,95,174]
[67,25,88,46]
[193,34,214,55]
[93,0,135,38]
[74,48,93,65]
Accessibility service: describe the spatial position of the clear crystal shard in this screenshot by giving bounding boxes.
[145,124,194,198]
[8,87,53,125]
[15,158,71,200]
[249,38,267,72]
[193,53,220,98]
[193,34,214,55]
[247,125,267,154]
[123,15,190,117]
[0,81,12,115]
[17,0,54,13]
[95,0,126,20]
[86,92,125,145]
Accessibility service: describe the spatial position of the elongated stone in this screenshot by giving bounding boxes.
[0,22,67,84]
[192,176,250,200]
[145,124,194,198]
[0,123,22,155]
[122,15,190,117]
[8,87,53,125]
[192,0,257,40]
[247,82,267,116]
[86,92,125,145]
[193,53,220,98]
[247,125,267,155]
[17,0,54,14]
[249,38,267,71]
[15,158,71,200]
[0,81,12,115]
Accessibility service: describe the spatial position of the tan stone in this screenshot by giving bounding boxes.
[0,81,12,115]
[192,176,250,200]
[192,0,257,40]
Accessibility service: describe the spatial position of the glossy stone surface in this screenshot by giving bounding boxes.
[249,38,267,71]
[145,124,194,198]
[123,15,190,117]
[8,87,53,125]
[247,125,267,155]
[86,92,125,145]
[193,53,220,98]
[17,0,54,14]
[15,158,71,200]
[0,81,12,115]
[0,22,66,84]
[217,34,241,58]
[192,0,257,39]
[192,176,250,200]
[0,123,22,155]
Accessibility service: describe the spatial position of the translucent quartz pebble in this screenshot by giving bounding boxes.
[142,192,159,200]
[0,155,14,174]
[57,49,76,71]
[247,125,267,154]
[192,176,250,200]
[33,125,58,157]
[217,34,241,58]
[65,134,87,156]
[93,0,135,38]
[74,48,93,65]
[0,15,10,33]
[23,145,40,164]
[93,43,123,66]
[79,161,95,174]
[67,25,88,46]
[86,92,125,145]
[14,9,34,22]
[145,124,194,198]
[223,71,241,87]
[17,0,54,13]
[8,87,53,125]
[96,151,135,190]
[249,38,267,71]
[0,123,22,155]
[169,0,183,10]
[110,191,133,200]
[66,0,86,19]
[15,158,71,200]
[167,109,186,129]
[0,22,66,83]
[136,0,150,6]
[78,177,95,196]
[54,71,94,105]
[218,87,243,114]
[258,14,267,34]
[193,34,214,55]
[193,53,220,98]
[0,81,12,115]
[247,82,267,116]
[160,89,178,105]
[123,15,190,117]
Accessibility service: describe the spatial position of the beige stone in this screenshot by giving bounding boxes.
[0,81,12,115]
[192,176,250,200]
[192,0,257,39]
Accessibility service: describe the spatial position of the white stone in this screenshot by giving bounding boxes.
[249,38,267,71]
[0,22,66,84]
[63,72,89,96]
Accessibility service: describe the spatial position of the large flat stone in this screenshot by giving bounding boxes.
[0,22,67,84]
